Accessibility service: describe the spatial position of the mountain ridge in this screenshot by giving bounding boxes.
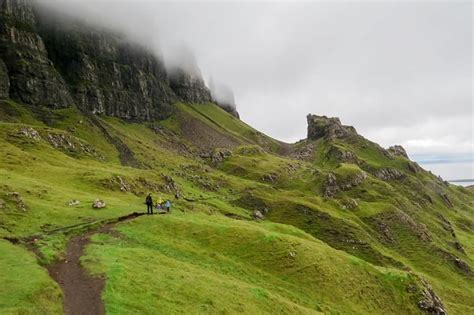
[0,1,473,314]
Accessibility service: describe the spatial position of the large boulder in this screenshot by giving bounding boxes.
[92,199,106,209]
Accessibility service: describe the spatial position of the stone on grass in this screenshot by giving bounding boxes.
[253,210,265,220]
[92,199,106,209]
[67,200,80,206]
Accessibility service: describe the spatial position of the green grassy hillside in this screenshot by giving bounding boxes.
[0,99,473,314]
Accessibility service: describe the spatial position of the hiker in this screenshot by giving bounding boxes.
[145,193,153,215]
[165,199,171,212]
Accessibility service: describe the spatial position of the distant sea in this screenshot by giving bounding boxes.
[416,160,473,188]
[447,180,474,187]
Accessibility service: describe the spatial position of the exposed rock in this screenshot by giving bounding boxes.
[253,210,265,220]
[453,258,471,273]
[374,168,405,181]
[92,199,106,209]
[6,191,26,211]
[203,149,232,166]
[169,68,211,104]
[0,0,37,25]
[417,278,447,315]
[44,132,103,160]
[289,141,315,161]
[0,1,74,108]
[166,48,212,104]
[67,199,80,206]
[324,171,366,197]
[373,220,395,243]
[209,77,239,118]
[0,57,9,99]
[452,241,466,254]
[17,126,41,141]
[262,173,278,184]
[0,1,215,120]
[327,146,360,164]
[103,176,132,192]
[387,145,408,158]
[438,215,455,235]
[408,161,423,173]
[438,193,453,208]
[163,175,180,194]
[307,114,357,140]
[340,198,359,210]
[37,17,175,120]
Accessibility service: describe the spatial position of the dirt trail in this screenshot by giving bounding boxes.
[47,212,144,315]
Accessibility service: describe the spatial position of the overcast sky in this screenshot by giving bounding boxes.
[38,0,473,181]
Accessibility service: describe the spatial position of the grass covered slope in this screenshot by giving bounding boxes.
[0,99,473,314]
[84,213,425,315]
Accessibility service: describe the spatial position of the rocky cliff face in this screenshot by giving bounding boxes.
[0,0,219,120]
[168,68,212,105]
[0,0,74,108]
[307,114,358,140]
[37,16,176,120]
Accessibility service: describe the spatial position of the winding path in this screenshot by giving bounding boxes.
[47,212,144,315]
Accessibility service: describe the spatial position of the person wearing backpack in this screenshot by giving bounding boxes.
[145,193,153,215]
[165,199,171,213]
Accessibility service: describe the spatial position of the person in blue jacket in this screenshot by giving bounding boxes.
[165,200,171,212]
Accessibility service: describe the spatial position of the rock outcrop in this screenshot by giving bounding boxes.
[324,171,367,197]
[374,168,406,181]
[388,145,408,158]
[307,115,357,140]
[417,278,447,315]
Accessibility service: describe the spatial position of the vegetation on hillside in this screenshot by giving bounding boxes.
[0,99,472,314]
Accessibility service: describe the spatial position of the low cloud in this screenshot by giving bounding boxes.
[36,0,472,179]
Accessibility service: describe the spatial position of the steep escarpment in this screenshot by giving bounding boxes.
[36,17,176,120]
[0,0,74,108]
[0,0,224,120]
